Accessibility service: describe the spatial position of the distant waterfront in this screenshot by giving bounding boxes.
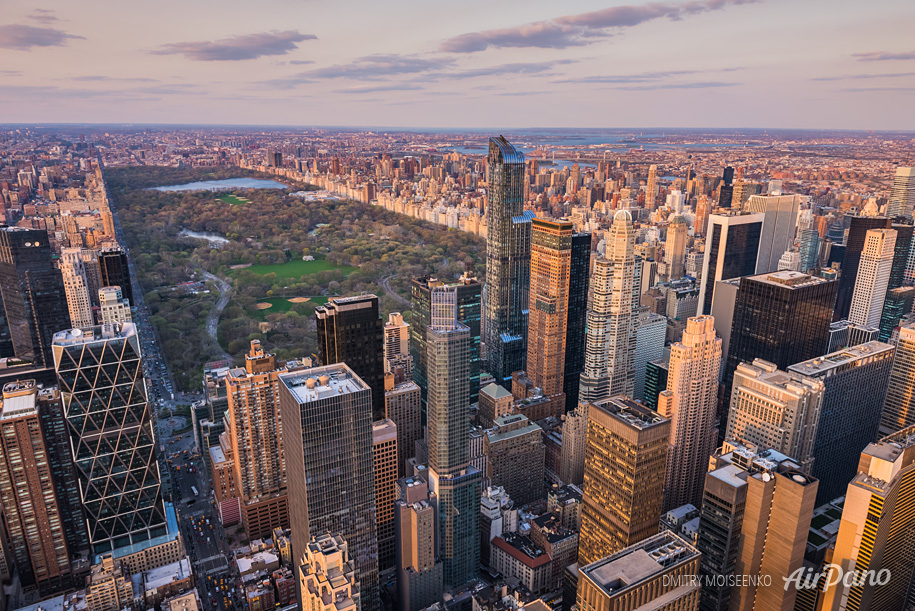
[152,177,289,192]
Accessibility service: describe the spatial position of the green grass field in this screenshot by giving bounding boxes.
[230,259,356,280]
[248,295,332,321]
[217,193,249,205]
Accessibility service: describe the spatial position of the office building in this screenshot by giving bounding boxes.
[848,228,896,328]
[881,321,915,435]
[834,216,892,321]
[0,380,71,593]
[478,382,513,430]
[225,341,290,539]
[820,425,915,611]
[299,532,361,611]
[726,360,824,472]
[788,341,895,503]
[643,358,669,413]
[745,193,801,274]
[484,414,545,506]
[52,324,170,557]
[645,164,659,209]
[563,232,591,411]
[577,532,701,611]
[730,180,759,211]
[697,212,764,315]
[578,397,670,566]
[411,273,481,412]
[798,227,821,273]
[373,418,398,573]
[395,475,443,611]
[664,215,688,281]
[633,310,666,401]
[0,227,71,367]
[483,136,534,387]
[97,286,132,325]
[878,285,915,341]
[316,294,386,420]
[580,211,637,403]
[425,307,481,588]
[385,379,421,478]
[384,312,411,372]
[696,443,818,611]
[885,166,915,220]
[659,316,722,511]
[279,364,379,609]
[888,221,912,290]
[60,247,94,328]
[98,246,133,306]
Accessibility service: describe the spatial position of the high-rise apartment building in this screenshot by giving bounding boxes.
[820,425,915,611]
[697,212,764,315]
[384,312,411,373]
[664,215,688,281]
[578,397,670,566]
[745,193,801,274]
[98,247,133,306]
[848,228,896,328]
[394,475,443,611]
[224,341,290,538]
[316,294,386,420]
[279,364,379,609]
[483,136,534,387]
[580,211,637,403]
[0,380,71,593]
[695,443,818,611]
[726,359,824,472]
[563,232,591,411]
[645,164,659,210]
[299,532,361,611]
[385,379,421,478]
[527,218,573,401]
[885,166,915,220]
[730,180,758,211]
[484,414,545,506]
[834,215,892,321]
[373,418,398,573]
[658,316,722,511]
[788,341,895,503]
[0,227,71,368]
[880,320,915,435]
[411,273,481,413]
[52,324,168,556]
[97,286,132,325]
[60,248,94,328]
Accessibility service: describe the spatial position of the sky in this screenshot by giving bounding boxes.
[1,0,914,130]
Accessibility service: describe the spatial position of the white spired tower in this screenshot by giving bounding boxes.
[579,210,637,403]
[849,228,897,328]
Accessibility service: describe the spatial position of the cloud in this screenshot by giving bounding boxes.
[813,72,915,82]
[0,70,22,76]
[27,9,59,24]
[853,50,915,62]
[333,84,425,94]
[839,86,915,93]
[0,24,84,50]
[72,75,161,83]
[443,60,577,79]
[153,30,316,61]
[440,0,761,52]
[289,60,314,65]
[300,54,456,79]
[615,81,739,90]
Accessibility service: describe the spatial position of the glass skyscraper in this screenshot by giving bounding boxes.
[483,136,534,388]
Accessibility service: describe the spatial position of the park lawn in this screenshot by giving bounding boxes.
[230,258,356,280]
[248,296,330,321]
[217,193,249,205]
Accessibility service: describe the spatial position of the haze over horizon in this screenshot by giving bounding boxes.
[2,0,914,130]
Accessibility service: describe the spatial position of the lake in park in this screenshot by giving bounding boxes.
[152,178,289,192]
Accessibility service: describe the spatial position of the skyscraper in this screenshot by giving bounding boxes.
[633,310,666,401]
[52,323,168,556]
[563,232,591,411]
[579,211,636,403]
[316,294,386,420]
[372,418,398,573]
[384,312,411,374]
[98,247,133,306]
[885,166,915,220]
[820,425,915,611]
[60,248,94,328]
[658,316,722,511]
[0,227,71,368]
[299,532,361,611]
[848,228,896,328]
[788,341,895,503]
[725,359,824,472]
[0,380,71,593]
[717,166,735,209]
[880,320,915,435]
[527,218,573,402]
[411,273,481,413]
[697,212,764,316]
[834,215,892,321]
[279,364,379,609]
[745,193,801,274]
[385,379,421,478]
[578,397,669,566]
[483,136,534,387]
[394,475,443,611]
[484,414,545,506]
[424,308,481,587]
[798,227,821,273]
[664,215,688,281]
[645,164,659,210]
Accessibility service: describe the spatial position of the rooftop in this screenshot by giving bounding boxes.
[280,364,368,404]
[594,396,667,430]
[480,383,512,400]
[788,341,894,376]
[749,270,830,289]
[52,322,137,345]
[581,532,699,597]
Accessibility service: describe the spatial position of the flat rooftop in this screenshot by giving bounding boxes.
[788,341,894,376]
[748,270,829,289]
[53,323,137,345]
[581,532,699,597]
[280,364,368,404]
[595,396,668,430]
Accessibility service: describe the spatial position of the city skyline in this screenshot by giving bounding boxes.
[2,0,915,129]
